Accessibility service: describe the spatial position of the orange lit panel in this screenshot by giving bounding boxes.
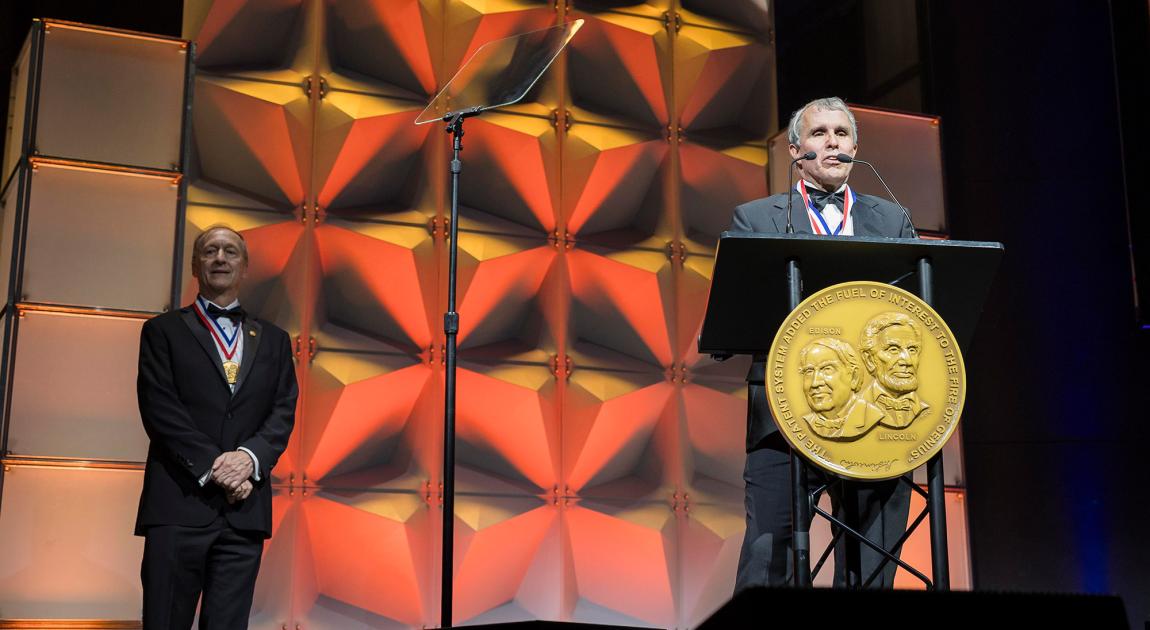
[326,0,438,97]
[452,496,556,623]
[302,352,433,485]
[567,11,670,128]
[565,503,676,628]
[563,124,667,237]
[675,27,772,135]
[193,75,311,205]
[458,113,559,232]
[315,222,437,351]
[300,492,432,625]
[456,366,558,491]
[314,91,431,211]
[187,0,306,70]
[568,248,674,367]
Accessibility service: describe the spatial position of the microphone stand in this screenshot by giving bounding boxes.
[836,154,918,238]
[785,151,816,233]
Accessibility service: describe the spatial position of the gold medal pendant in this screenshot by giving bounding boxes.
[223,360,240,385]
[765,281,966,480]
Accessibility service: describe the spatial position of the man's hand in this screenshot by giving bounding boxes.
[212,450,255,491]
[225,480,253,504]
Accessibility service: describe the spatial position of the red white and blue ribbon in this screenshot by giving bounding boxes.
[193,296,240,362]
[798,180,854,236]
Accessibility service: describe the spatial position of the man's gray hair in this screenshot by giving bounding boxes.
[787,97,858,146]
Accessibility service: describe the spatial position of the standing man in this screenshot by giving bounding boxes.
[136,225,298,628]
[731,97,916,591]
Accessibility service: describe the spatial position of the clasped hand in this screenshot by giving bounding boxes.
[212,451,255,502]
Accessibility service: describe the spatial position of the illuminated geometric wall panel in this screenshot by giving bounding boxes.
[678,142,769,247]
[679,0,771,35]
[248,487,296,627]
[6,310,147,461]
[187,0,307,70]
[563,124,668,241]
[314,91,431,213]
[297,490,435,628]
[302,348,436,488]
[679,381,746,494]
[563,367,673,498]
[567,9,671,129]
[565,501,677,628]
[459,112,560,233]
[12,21,187,171]
[442,1,560,106]
[456,364,559,494]
[314,221,437,352]
[568,248,675,368]
[0,464,144,619]
[674,23,774,137]
[193,75,312,207]
[455,229,557,351]
[451,495,558,624]
[677,502,744,628]
[324,0,437,99]
[19,162,179,312]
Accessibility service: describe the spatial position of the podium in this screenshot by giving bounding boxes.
[699,232,1003,588]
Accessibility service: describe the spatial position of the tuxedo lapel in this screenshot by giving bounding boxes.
[773,196,815,234]
[233,318,263,396]
[851,195,884,237]
[179,307,230,387]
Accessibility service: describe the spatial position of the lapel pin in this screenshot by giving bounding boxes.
[249,330,257,336]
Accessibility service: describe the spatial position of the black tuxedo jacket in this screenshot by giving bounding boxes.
[730,191,916,451]
[135,305,297,538]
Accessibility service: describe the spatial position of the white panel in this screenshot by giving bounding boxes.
[22,163,177,311]
[35,23,185,170]
[3,35,32,185]
[0,464,144,618]
[768,105,948,234]
[0,170,19,306]
[7,310,147,461]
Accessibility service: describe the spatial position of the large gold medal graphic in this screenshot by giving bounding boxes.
[766,281,966,480]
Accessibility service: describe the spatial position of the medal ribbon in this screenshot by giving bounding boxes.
[798,181,853,236]
[193,297,240,361]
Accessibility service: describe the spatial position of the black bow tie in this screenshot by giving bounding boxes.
[807,187,844,211]
[206,303,246,322]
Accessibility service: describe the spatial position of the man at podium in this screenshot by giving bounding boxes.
[731,97,916,591]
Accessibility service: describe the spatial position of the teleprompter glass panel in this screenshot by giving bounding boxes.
[0,464,144,618]
[7,309,147,461]
[22,162,177,312]
[35,22,186,170]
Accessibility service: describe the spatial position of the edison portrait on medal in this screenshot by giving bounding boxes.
[860,312,931,428]
[798,337,887,440]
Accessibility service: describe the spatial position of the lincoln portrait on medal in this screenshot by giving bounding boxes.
[860,312,930,428]
[135,225,298,629]
[798,337,887,439]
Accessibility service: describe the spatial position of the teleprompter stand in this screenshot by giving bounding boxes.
[699,232,1003,588]
[415,20,584,628]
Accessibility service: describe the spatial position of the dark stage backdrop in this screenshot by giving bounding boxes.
[925,0,1149,626]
